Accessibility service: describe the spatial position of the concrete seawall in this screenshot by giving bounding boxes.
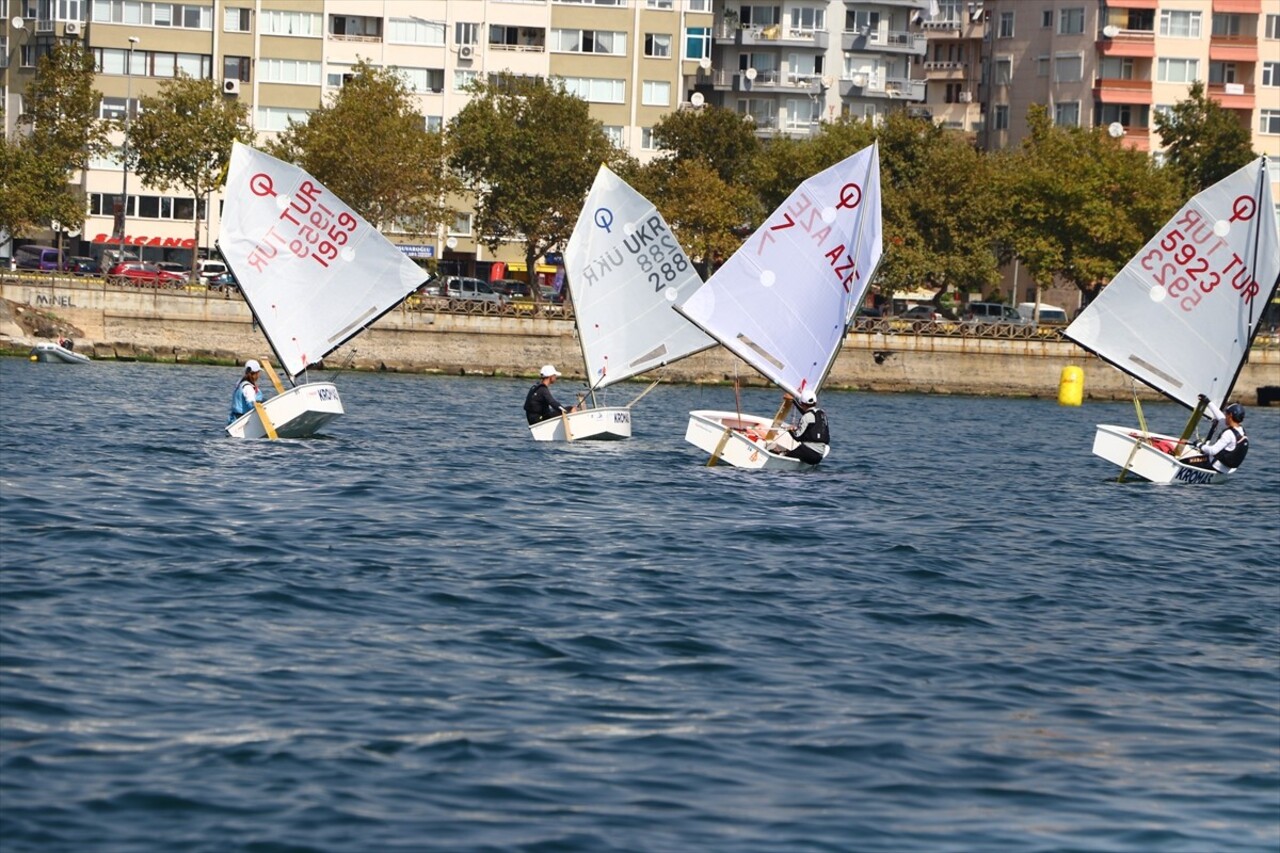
[4,275,1278,402]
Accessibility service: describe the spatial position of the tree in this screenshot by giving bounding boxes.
[1154,80,1256,196]
[126,75,252,275]
[998,106,1182,298]
[266,60,453,233]
[447,73,618,298]
[649,105,761,186]
[0,41,108,251]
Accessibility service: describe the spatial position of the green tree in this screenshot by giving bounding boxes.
[447,73,617,298]
[998,106,1182,298]
[266,60,453,232]
[1154,80,1256,195]
[0,41,108,251]
[649,104,761,186]
[126,75,252,275]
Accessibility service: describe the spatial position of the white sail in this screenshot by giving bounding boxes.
[676,143,882,399]
[219,142,426,379]
[563,165,714,390]
[1065,156,1279,410]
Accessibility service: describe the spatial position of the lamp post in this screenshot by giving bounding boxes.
[115,36,139,261]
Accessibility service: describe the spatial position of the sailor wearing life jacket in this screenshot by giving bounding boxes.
[524,364,576,425]
[783,392,830,466]
[228,359,265,424]
[1185,398,1248,473]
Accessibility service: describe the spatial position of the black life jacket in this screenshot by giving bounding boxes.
[523,382,544,415]
[798,408,830,445]
[1215,427,1248,468]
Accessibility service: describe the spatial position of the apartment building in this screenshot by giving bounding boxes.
[2,0,1277,274]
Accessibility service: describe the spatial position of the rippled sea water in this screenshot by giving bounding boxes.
[2,358,1277,853]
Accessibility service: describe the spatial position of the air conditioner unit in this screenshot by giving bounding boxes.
[223,78,241,96]
[959,91,972,102]
[458,44,475,61]
[64,21,80,36]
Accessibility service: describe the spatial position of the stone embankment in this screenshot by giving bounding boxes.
[3,275,1278,403]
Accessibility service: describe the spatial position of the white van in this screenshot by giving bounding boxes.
[196,259,227,281]
[1016,302,1069,325]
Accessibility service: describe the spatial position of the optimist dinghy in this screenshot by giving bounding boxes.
[1064,155,1279,483]
[675,143,884,470]
[219,142,426,439]
[530,165,713,441]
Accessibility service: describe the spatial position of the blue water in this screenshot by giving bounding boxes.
[2,358,1277,853]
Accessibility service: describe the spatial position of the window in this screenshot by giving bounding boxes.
[740,5,780,27]
[1054,55,1082,83]
[1054,102,1080,127]
[224,7,249,32]
[1042,10,1053,28]
[92,1,212,29]
[1158,58,1199,83]
[260,9,322,37]
[559,76,626,104]
[1212,14,1243,38]
[848,10,879,32]
[1264,63,1280,87]
[641,128,657,150]
[1100,57,1135,80]
[223,56,250,82]
[1036,56,1049,77]
[1159,10,1201,38]
[789,6,825,33]
[1268,15,1280,40]
[688,0,709,10]
[1260,110,1280,134]
[454,69,479,91]
[256,106,310,132]
[1058,8,1084,35]
[944,82,963,103]
[388,18,445,46]
[490,24,546,50]
[260,58,322,85]
[424,115,442,132]
[94,47,212,79]
[998,11,1014,38]
[456,22,479,45]
[684,26,710,61]
[995,57,1012,86]
[449,213,472,237]
[602,125,623,147]
[785,97,820,130]
[98,96,138,121]
[1209,62,1238,85]
[644,33,671,58]
[642,80,670,106]
[646,0,673,8]
[397,67,446,93]
[994,104,1009,130]
[551,29,626,55]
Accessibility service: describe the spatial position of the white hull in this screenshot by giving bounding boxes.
[30,342,90,364]
[1092,424,1231,485]
[529,407,631,442]
[685,410,818,471]
[225,382,344,439]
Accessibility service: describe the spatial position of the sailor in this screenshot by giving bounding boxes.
[780,392,830,466]
[524,364,576,424]
[228,359,265,424]
[1183,397,1248,473]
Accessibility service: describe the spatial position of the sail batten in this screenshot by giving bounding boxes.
[219,143,426,379]
[676,143,883,399]
[1064,156,1280,410]
[563,165,714,390]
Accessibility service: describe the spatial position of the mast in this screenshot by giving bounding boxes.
[216,242,296,388]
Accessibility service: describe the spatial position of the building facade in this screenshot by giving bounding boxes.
[2,0,1278,277]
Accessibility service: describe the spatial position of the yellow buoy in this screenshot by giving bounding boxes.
[1058,366,1084,406]
[29,354,38,362]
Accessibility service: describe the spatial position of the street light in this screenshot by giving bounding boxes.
[115,36,139,260]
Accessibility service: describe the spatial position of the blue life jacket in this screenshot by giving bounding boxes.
[228,378,262,424]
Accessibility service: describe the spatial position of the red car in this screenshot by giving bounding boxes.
[107,261,186,286]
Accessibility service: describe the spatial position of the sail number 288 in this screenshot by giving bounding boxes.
[1139,228,1259,313]
[636,234,691,292]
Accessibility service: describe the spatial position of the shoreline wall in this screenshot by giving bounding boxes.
[4,276,1278,402]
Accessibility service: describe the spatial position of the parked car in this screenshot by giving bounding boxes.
[901,305,945,322]
[62,256,102,276]
[15,245,62,271]
[196,259,228,282]
[490,279,533,299]
[156,261,189,277]
[1015,302,1069,325]
[107,261,186,286]
[963,301,1028,325]
[443,276,504,304]
[208,272,239,290]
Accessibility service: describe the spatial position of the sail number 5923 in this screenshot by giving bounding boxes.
[1139,226,1260,313]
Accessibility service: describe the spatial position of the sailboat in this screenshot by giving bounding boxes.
[529,164,714,441]
[675,142,883,470]
[1064,155,1279,484]
[219,142,426,439]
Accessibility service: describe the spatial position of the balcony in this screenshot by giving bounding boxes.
[841,74,926,101]
[1212,0,1262,12]
[843,28,927,56]
[1208,81,1255,110]
[1097,29,1155,58]
[715,23,829,50]
[1093,77,1153,104]
[1109,0,1157,8]
[1111,127,1152,151]
[1209,35,1258,63]
[922,60,968,80]
[712,68,825,94]
[329,15,382,43]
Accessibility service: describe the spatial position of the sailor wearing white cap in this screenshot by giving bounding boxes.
[524,364,576,424]
[228,358,266,424]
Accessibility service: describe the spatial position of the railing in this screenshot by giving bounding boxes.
[329,33,382,43]
[489,43,547,53]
